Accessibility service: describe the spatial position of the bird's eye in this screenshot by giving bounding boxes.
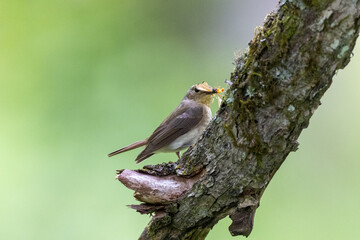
[194,88,199,92]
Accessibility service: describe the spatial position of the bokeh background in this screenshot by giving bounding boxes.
[1,0,359,239]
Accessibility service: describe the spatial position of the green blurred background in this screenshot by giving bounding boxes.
[1,0,359,239]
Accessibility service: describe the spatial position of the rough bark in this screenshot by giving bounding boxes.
[117,0,360,239]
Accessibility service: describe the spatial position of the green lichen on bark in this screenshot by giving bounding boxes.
[135,1,360,239]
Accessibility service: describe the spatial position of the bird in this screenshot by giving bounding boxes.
[108,82,224,163]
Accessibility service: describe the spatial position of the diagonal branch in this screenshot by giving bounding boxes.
[117,0,360,239]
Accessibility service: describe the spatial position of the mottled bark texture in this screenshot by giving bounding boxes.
[117,0,360,239]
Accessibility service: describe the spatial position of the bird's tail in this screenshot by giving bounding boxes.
[108,140,147,157]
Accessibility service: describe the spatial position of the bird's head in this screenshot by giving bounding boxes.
[184,82,224,105]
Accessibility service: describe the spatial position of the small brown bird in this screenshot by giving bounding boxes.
[108,82,224,163]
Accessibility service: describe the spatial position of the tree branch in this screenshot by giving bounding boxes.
[116,0,360,239]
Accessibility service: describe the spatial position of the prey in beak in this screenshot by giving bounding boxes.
[194,81,224,94]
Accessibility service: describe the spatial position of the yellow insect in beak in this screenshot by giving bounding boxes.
[213,88,224,93]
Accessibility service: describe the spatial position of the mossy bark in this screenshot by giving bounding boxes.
[129,0,360,239]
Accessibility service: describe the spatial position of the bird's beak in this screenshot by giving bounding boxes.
[196,82,224,94]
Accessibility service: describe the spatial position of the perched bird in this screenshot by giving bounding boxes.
[108,82,224,163]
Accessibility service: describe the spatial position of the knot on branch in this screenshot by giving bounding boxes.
[229,196,259,237]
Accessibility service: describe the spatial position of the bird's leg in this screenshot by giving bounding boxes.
[176,152,181,159]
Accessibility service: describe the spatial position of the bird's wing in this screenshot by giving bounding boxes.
[135,106,203,162]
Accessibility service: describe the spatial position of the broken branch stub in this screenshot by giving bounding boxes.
[116,169,203,204]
